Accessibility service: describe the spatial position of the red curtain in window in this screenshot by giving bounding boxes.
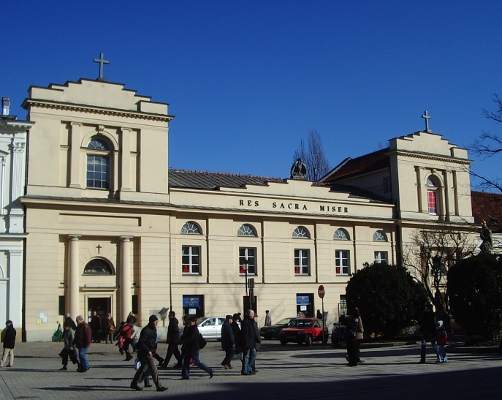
[427,190,437,214]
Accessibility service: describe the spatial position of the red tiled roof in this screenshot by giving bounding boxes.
[471,191,502,232]
[321,148,389,183]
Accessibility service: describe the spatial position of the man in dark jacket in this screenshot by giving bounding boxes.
[90,311,102,343]
[179,315,214,380]
[130,315,167,392]
[0,320,16,367]
[160,311,182,368]
[74,315,92,372]
[231,313,243,356]
[240,309,259,375]
[221,315,235,369]
[63,313,77,330]
[419,304,437,363]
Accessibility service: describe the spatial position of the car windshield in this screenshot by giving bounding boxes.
[288,319,312,328]
[277,318,294,325]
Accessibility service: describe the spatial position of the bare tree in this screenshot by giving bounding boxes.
[401,227,477,312]
[293,130,330,181]
[471,94,502,193]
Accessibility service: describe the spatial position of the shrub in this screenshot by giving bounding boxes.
[447,254,502,339]
[346,263,428,338]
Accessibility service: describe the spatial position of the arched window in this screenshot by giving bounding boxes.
[83,259,113,275]
[87,137,111,189]
[426,175,439,215]
[180,221,202,234]
[292,226,310,239]
[334,228,350,240]
[238,224,257,237]
[373,230,388,242]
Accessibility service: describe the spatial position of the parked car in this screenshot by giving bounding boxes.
[278,317,329,346]
[331,323,346,347]
[260,317,297,339]
[180,316,226,340]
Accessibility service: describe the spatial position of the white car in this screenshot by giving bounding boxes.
[179,316,228,340]
[196,316,227,339]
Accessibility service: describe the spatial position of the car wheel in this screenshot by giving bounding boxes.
[280,340,287,346]
[305,335,313,346]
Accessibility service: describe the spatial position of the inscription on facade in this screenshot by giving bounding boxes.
[239,199,348,213]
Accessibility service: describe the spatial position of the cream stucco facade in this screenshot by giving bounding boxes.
[20,78,475,341]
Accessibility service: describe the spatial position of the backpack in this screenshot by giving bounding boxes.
[198,333,206,349]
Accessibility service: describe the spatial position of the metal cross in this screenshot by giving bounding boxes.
[422,110,432,132]
[96,244,102,254]
[93,53,109,81]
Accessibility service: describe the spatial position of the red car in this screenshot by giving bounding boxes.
[278,318,329,346]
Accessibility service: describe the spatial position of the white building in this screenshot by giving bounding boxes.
[0,97,33,332]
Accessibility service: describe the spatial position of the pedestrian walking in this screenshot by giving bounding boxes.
[161,311,182,368]
[58,324,78,370]
[344,310,359,367]
[264,310,272,326]
[436,320,448,363]
[252,313,261,373]
[221,315,235,369]
[419,304,437,364]
[0,320,16,367]
[129,315,167,392]
[240,309,259,375]
[74,315,91,372]
[179,315,214,380]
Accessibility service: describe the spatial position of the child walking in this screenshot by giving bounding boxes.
[436,320,448,363]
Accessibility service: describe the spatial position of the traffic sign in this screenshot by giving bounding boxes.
[318,284,325,298]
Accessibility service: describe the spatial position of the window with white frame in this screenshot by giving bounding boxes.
[182,246,201,274]
[294,249,310,275]
[181,221,202,234]
[239,247,257,275]
[238,224,257,237]
[335,250,350,275]
[374,251,388,264]
[334,228,350,240]
[292,226,310,239]
[86,138,110,189]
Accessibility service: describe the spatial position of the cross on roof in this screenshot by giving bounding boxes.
[422,110,432,132]
[93,52,109,81]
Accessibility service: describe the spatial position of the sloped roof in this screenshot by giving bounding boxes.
[471,190,502,232]
[169,169,285,190]
[320,148,390,183]
[169,169,391,203]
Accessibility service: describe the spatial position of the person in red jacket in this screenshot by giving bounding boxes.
[74,315,92,372]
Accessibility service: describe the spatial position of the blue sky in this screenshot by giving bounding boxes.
[2,1,502,189]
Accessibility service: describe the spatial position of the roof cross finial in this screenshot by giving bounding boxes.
[93,52,109,81]
[422,110,432,132]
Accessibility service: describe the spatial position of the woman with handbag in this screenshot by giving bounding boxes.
[103,313,116,344]
[59,324,78,370]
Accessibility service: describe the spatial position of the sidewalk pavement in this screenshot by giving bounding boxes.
[1,339,502,399]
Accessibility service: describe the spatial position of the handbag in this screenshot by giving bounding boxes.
[198,333,206,349]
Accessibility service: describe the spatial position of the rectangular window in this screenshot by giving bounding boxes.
[427,190,437,214]
[132,295,138,314]
[87,155,110,189]
[335,250,350,275]
[58,295,65,316]
[182,246,201,274]
[294,249,310,275]
[374,251,388,264]
[239,247,257,275]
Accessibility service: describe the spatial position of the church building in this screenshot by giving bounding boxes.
[19,69,475,341]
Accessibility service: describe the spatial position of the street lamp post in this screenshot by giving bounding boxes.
[431,254,442,308]
[242,257,249,296]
